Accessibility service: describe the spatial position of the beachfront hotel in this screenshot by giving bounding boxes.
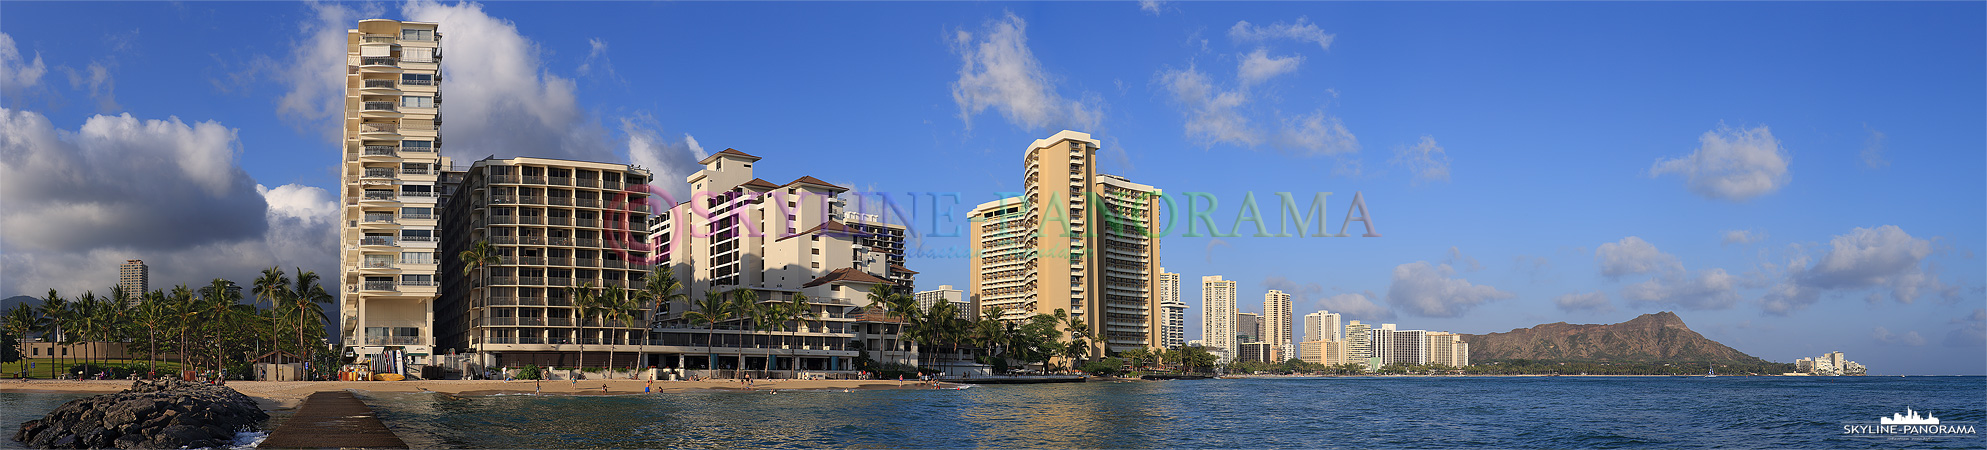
[1304,310,1342,342]
[1201,275,1238,360]
[118,259,147,302]
[914,285,974,320]
[1157,269,1186,349]
[966,130,1166,356]
[338,19,452,363]
[431,157,656,368]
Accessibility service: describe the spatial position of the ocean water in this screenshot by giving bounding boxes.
[357,376,1985,449]
[5,376,1983,448]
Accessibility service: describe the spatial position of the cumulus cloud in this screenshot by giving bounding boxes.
[1390,136,1450,185]
[1861,124,1888,169]
[1264,276,1391,320]
[1228,17,1335,50]
[950,12,1102,132]
[1871,326,1926,346]
[1623,268,1741,310]
[1162,65,1256,145]
[1554,291,1614,314]
[402,0,618,163]
[1276,110,1359,157]
[271,1,384,141]
[622,114,705,201]
[1945,309,1986,348]
[1237,48,1300,87]
[1650,124,1791,201]
[0,32,48,101]
[1721,230,1768,247]
[1385,261,1514,317]
[0,108,337,297]
[1764,225,1947,314]
[1595,236,1683,279]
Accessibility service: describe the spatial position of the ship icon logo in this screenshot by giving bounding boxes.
[1880,408,1940,425]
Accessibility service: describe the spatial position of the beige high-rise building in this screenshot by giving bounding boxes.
[1344,320,1371,367]
[1201,275,1238,357]
[967,131,1164,356]
[1264,290,1291,362]
[1425,331,1469,367]
[1303,310,1342,342]
[434,157,655,368]
[1157,269,1186,349]
[118,260,148,301]
[339,19,451,362]
[1299,339,1347,366]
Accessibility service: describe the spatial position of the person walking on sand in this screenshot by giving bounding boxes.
[645,379,653,393]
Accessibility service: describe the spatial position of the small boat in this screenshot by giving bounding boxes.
[1705,365,1717,378]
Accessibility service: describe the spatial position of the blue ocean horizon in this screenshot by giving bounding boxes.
[6,376,1983,449]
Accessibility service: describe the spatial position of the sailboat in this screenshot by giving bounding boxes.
[1705,365,1717,378]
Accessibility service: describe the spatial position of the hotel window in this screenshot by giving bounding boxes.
[401,73,434,86]
[401,207,432,219]
[402,48,433,63]
[401,252,434,264]
[401,229,434,242]
[401,140,433,152]
[402,274,434,286]
[401,95,433,108]
[401,29,433,41]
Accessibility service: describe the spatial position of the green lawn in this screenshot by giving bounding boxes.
[1,358,185,379]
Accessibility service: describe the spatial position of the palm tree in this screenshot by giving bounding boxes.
[1054,308,1092,370]
[867,285,914,364]
[683,289,735,373]
[733,289,766,375]
[458,240,500,363]
[598,285,640,378]
[4,304,46,377]
[641,268,686,324]
[38,289,70,377]
[779,292,811,377]
[971,307,1007,371]
[201,279,241,377]
[252,267,290,365]
[133,290,170,375]
[567,282,600,373]
[287,270,332,375]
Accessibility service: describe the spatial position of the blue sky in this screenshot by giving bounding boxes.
[2,1,1981,374]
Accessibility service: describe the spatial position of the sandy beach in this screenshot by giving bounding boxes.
[3,377,956,411]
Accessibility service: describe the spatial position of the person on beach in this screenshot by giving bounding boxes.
[645,380,653,393]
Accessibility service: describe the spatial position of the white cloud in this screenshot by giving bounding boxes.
[272,1,384,141]
[1228,17,1335,51]
[1861,124,1888,169]
[1595,236,1683,279]
[1554,291,1614,314]
[1721,230,1768,246]
[1162,65,1257,145]
[0,32,48,99]
[1623,268,1741,310]
[1446,246,1483,272]
[1385,261,1514,317]
[0,108,337,298]
[1237,48,1300,87]
[59,61,118,112]
[402,0,618,164]
[622,114,705,201]
[1765,225,1947,314]
[1871,326,1926,346]
[1138,0,1166,15]
[1277,109,1359,156]
[1265,276,1392,320]
[1390,136,1450,185]
[950,12,1102,132]
[1650,124,1791,201]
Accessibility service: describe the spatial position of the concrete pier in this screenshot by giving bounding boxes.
[258,391,408,449]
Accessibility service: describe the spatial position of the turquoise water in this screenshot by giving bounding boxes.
[357,376,1985,448]
[6,377,1984,448]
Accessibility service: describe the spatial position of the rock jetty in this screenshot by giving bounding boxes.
[13,378,269,449]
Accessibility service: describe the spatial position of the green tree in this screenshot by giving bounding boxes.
[286,270,332,372]
[458,240,501,361]
[251,267,290,365]
[38,289,69,377]
[132,290,170,375]
[567,282,600,371]
[4,303,45,376]
[868,285,915,360]
[683,289,736,371]
[733,289,766,373]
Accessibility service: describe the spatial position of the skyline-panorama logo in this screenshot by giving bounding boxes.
[1842,408,1976,437]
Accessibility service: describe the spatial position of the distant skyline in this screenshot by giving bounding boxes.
[0,2,1980,374]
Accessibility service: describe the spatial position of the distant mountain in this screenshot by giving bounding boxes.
[1461,312,1767,363]
[2,295,38,312]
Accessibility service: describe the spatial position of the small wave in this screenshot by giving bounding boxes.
[227,430,267,449]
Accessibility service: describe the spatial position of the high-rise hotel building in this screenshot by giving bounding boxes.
[339,19,451,359]
[967,131,1164,356]
[118,259,148,301]
[1157,269,1186,349]
[1264,290,1291,362]
[1201,275,1238,358]
[433,157,655,368]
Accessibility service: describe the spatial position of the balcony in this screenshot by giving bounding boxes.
[403,212,433,220]
[402,166,430,175]
[362,191,396,201]
[361,35,396,44]
[365,336,421,345]
[363,215,396,224]
[576,179,600,188]
[401,236,436,243]
[360,57,398,67]
[524,176,548,184]
[362,281,398,291]
[363,146,398,157]
[401,279,435,287]
[362,170,395,179]
[362,79,397,89]
[361,260,396,269]
[362,102,397,111]
[361,123,398,134]
[360,237,397,246]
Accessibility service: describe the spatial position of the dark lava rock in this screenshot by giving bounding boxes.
[13,378,267,449]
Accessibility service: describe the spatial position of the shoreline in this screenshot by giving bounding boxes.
[2,378,965,411]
